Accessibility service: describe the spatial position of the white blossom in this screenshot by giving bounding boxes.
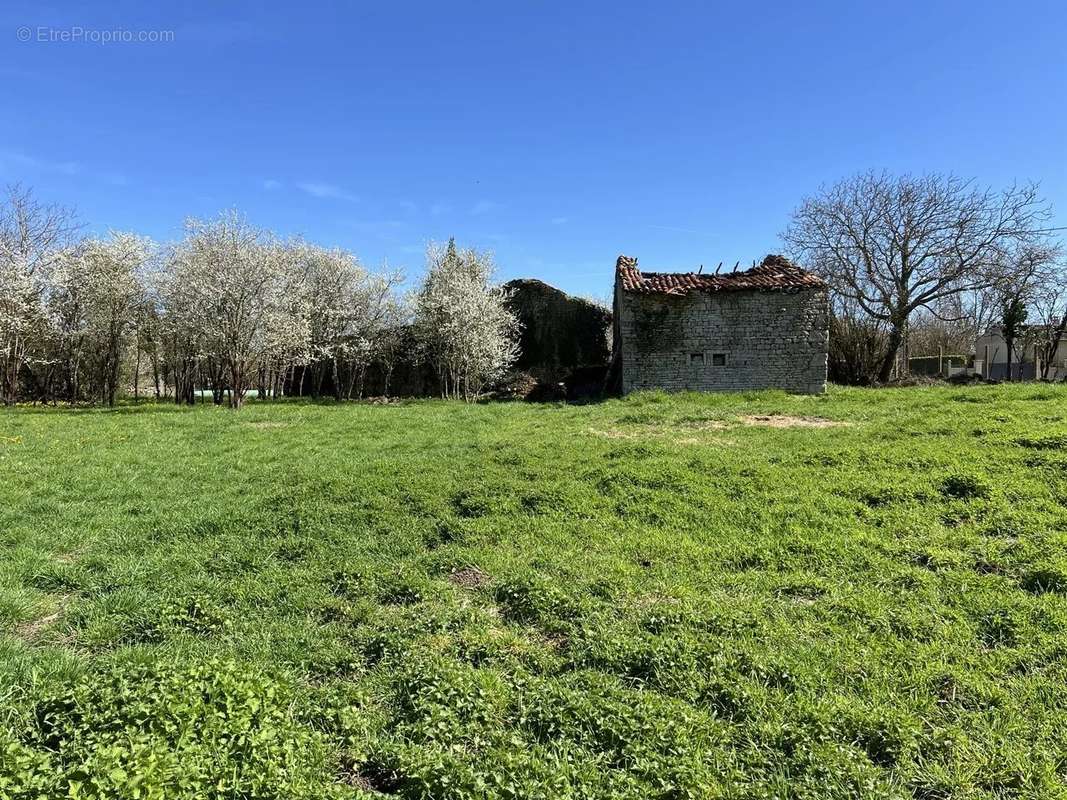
[414,239,520,401]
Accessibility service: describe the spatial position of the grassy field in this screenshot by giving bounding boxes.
[1,385,1066,799]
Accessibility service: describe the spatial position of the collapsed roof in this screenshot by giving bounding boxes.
[615,254,825,297]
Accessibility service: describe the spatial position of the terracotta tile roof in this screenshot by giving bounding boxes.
[616,254,825,296]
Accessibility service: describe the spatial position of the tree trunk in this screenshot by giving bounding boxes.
[106,332,120,406]
[877,321,906,384]
[134,345,141,401]
[1040,317,1067,379]
[228,360,246,409]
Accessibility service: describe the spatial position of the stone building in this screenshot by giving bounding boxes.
[613,254,829,394]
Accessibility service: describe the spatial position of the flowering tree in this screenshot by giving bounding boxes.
[0,255,39,403]
[288,241,403,399]
[0,184,79,404]
[0,191,521,407]
[164,212,308,408]
[155,248,202,405]
[414,239,520,401]
[51,233,154,404]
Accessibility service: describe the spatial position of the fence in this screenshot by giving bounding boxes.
[908,354,968,377]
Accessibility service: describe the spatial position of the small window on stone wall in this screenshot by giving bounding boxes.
[689,352,704,366]
[711,353,727,366]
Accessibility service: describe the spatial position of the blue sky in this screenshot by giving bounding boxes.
[3,1,1066,298]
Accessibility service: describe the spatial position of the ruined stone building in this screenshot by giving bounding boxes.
[504,278,612,382]
[613,254,828,394]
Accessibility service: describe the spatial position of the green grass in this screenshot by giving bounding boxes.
[1,385,1066,799]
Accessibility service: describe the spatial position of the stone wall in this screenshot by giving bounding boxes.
[615,283,828,394]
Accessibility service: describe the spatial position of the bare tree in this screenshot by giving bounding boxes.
[959,244,1062,379]
[783,172,1054,382]
[907,310,974,357]
[1023,272,1067,380]
[826,297,888,385]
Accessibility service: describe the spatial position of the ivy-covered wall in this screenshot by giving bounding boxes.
[504,279,612,382]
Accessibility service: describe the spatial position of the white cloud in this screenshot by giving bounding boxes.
[262,178,282,190]
[551,216,568,225]
[297,181,358,202]
[430,202,451,216]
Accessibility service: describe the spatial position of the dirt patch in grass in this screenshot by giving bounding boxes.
[776,584,827,605]
[1020,567,1066,595]
[587,427,644,440]
[633,593,683,607]
[448,566,491,589]
[338,759,400,795]
[15,594,71,641]
[589,416,843,440]
[678,420,731,431]
[587,423,735,445]
[740,415,847,429]
[543,632,569,650]
[345,773,376,791]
